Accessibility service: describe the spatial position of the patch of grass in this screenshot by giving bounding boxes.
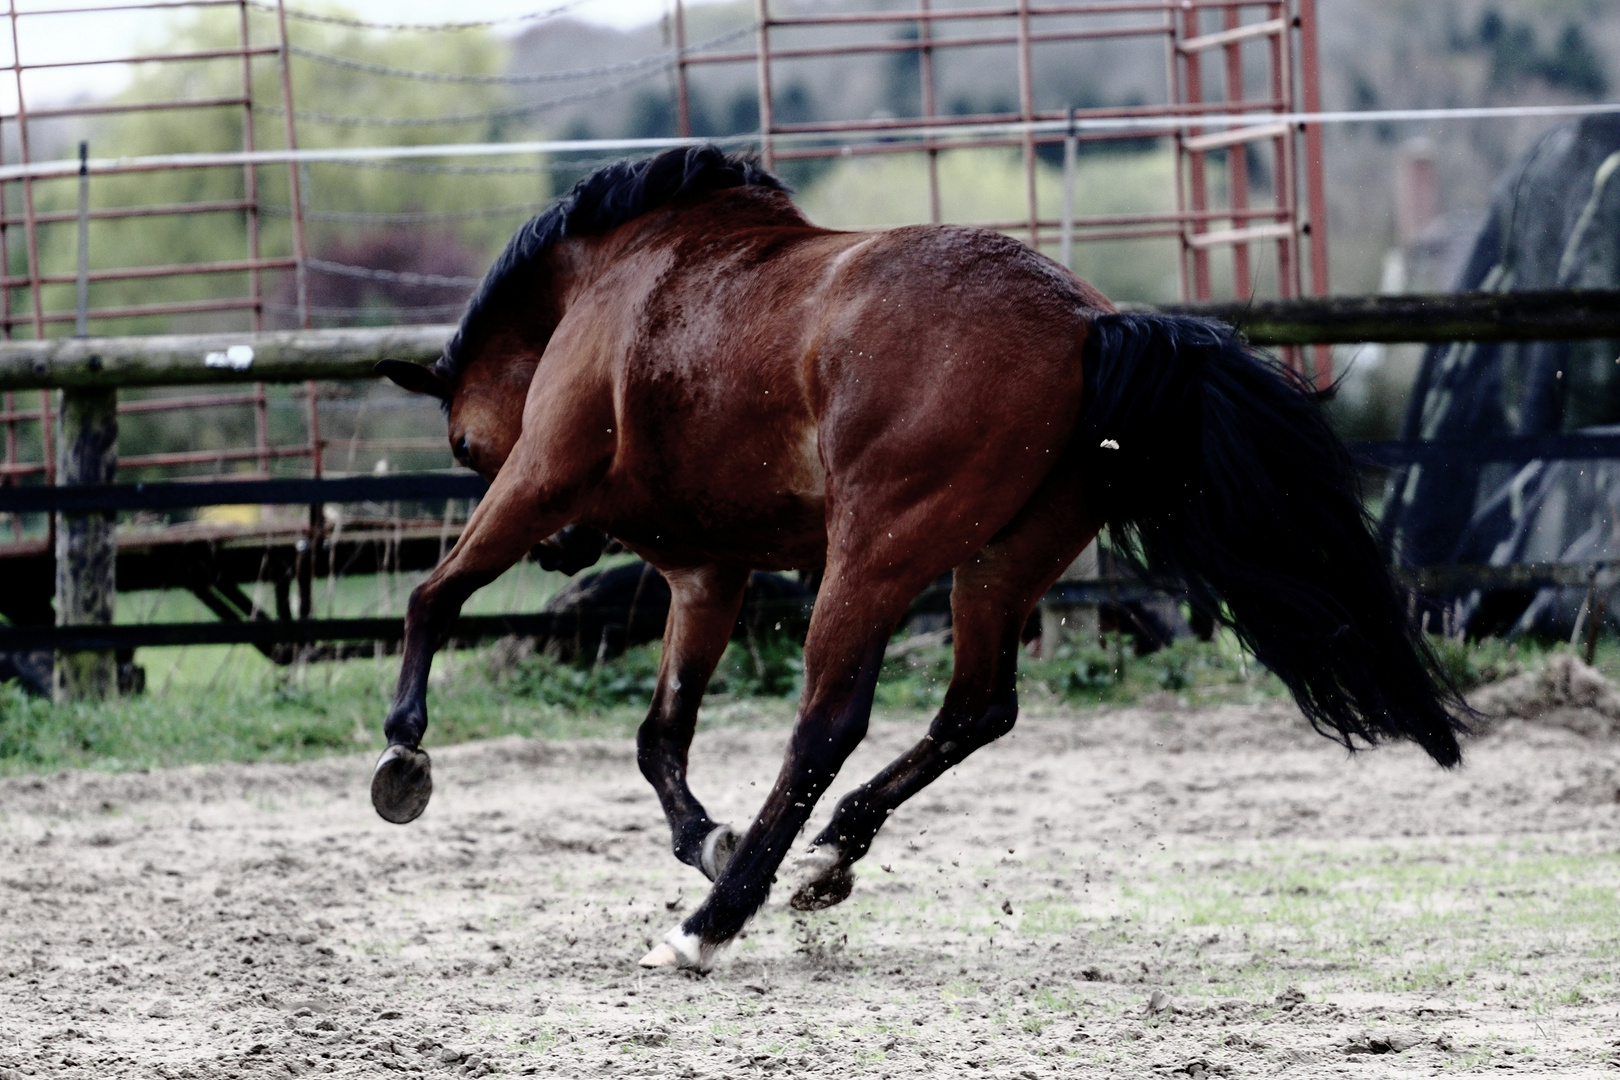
[0,643,639,775]
[877,629,1283,712]
[1427,634,1533,691]
[0,628,820,775]
[1070,836,1620,1010]
[9,607,1619,777]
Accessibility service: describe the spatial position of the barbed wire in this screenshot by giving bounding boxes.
[264,203,539,223]
[265,301,470,318]
[247,0,594,33]
[260,66,661,129]
[311,153,631,175]
[305,259,481,288]
[260,26,752,129]
[287,43,686,86]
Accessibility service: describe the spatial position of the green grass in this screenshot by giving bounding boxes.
[6,602,1620,777]
[777,833,1620,1020]
[1101,835,1620,1009]
[0,619,809,775]
[0,645,630,775]
[877,629,1285,712]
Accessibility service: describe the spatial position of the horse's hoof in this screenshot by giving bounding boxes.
[639,928,711,972]
[639,943,680,968]
[788,845,856,911]
[699,824,741,881]
[371,744,432,824]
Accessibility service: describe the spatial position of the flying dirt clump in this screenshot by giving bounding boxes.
[1468,653,1620,737]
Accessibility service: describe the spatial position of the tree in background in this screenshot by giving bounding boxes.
[26,8,550,337]
[1475,8,1609,98]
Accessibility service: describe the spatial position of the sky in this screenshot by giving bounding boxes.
[3,0,724,111]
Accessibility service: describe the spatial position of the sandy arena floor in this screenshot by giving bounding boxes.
[2,695,1619,1078]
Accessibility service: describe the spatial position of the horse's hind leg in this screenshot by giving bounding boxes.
[638,564,750,879]
[792,495,1093,910]
[642,558,942,971]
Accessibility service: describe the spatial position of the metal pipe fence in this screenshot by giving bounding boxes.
[0,0,1337,568]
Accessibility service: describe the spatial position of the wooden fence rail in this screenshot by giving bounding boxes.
[1,290,1617,392]
[0,473,486,514]
[0,324,447,392]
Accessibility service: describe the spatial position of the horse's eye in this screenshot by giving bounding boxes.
[453,434,472,466]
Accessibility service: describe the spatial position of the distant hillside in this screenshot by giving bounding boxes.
[507,0,1618,295]
[508,0,1165,145]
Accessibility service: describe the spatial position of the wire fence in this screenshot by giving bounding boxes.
[249,0,595,33]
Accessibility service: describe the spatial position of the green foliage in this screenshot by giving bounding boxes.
[875,628,1281,711]
[712,633,804,699]
[793,147,1195,303]
[1024,633,1273,706]
[34,10,549,337]
[1473,9,1609,97]
[1426,634,1529,693]
[12,613,1620,777]
[490,643,664,711]
[0,666,360,771]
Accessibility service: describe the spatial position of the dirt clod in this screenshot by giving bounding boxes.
[1470,654,1620,735]
[1345,1029,1427,1054]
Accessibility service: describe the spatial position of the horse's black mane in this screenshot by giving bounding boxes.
[442,145,787,378]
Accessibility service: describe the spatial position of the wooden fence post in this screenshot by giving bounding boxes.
[54,385,117,701]
[1041,538,1100,655]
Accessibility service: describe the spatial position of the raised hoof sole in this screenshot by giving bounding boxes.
[699,824,741,882]
[371,744,433,824]
[789,861,856,912]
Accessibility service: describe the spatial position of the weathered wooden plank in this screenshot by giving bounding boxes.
[1,292,1616,391]
[0,324,452,391]
[53,386,118,701]
[0,473,487,514]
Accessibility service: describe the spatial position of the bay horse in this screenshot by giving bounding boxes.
[374,145,1465,973]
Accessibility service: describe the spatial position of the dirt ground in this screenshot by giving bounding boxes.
[3,693,1619,1078]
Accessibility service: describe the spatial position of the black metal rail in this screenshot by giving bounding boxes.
[4,433,1619,515]
[0,595,820,652]
[7,563,1600,653]
[0,614,550,652]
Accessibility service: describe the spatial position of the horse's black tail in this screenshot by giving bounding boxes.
[1078,312,1467,766]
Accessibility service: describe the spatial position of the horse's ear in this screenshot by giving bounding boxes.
[376,358,451,401]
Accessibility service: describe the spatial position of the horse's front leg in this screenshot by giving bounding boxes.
[640,565,921,971]
[372,468,580,824]
[637,564,751,878]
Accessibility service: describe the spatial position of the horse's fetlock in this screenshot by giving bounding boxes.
[979,698,1019,742]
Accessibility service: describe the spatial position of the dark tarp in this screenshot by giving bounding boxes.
[1381,115,1620,637]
